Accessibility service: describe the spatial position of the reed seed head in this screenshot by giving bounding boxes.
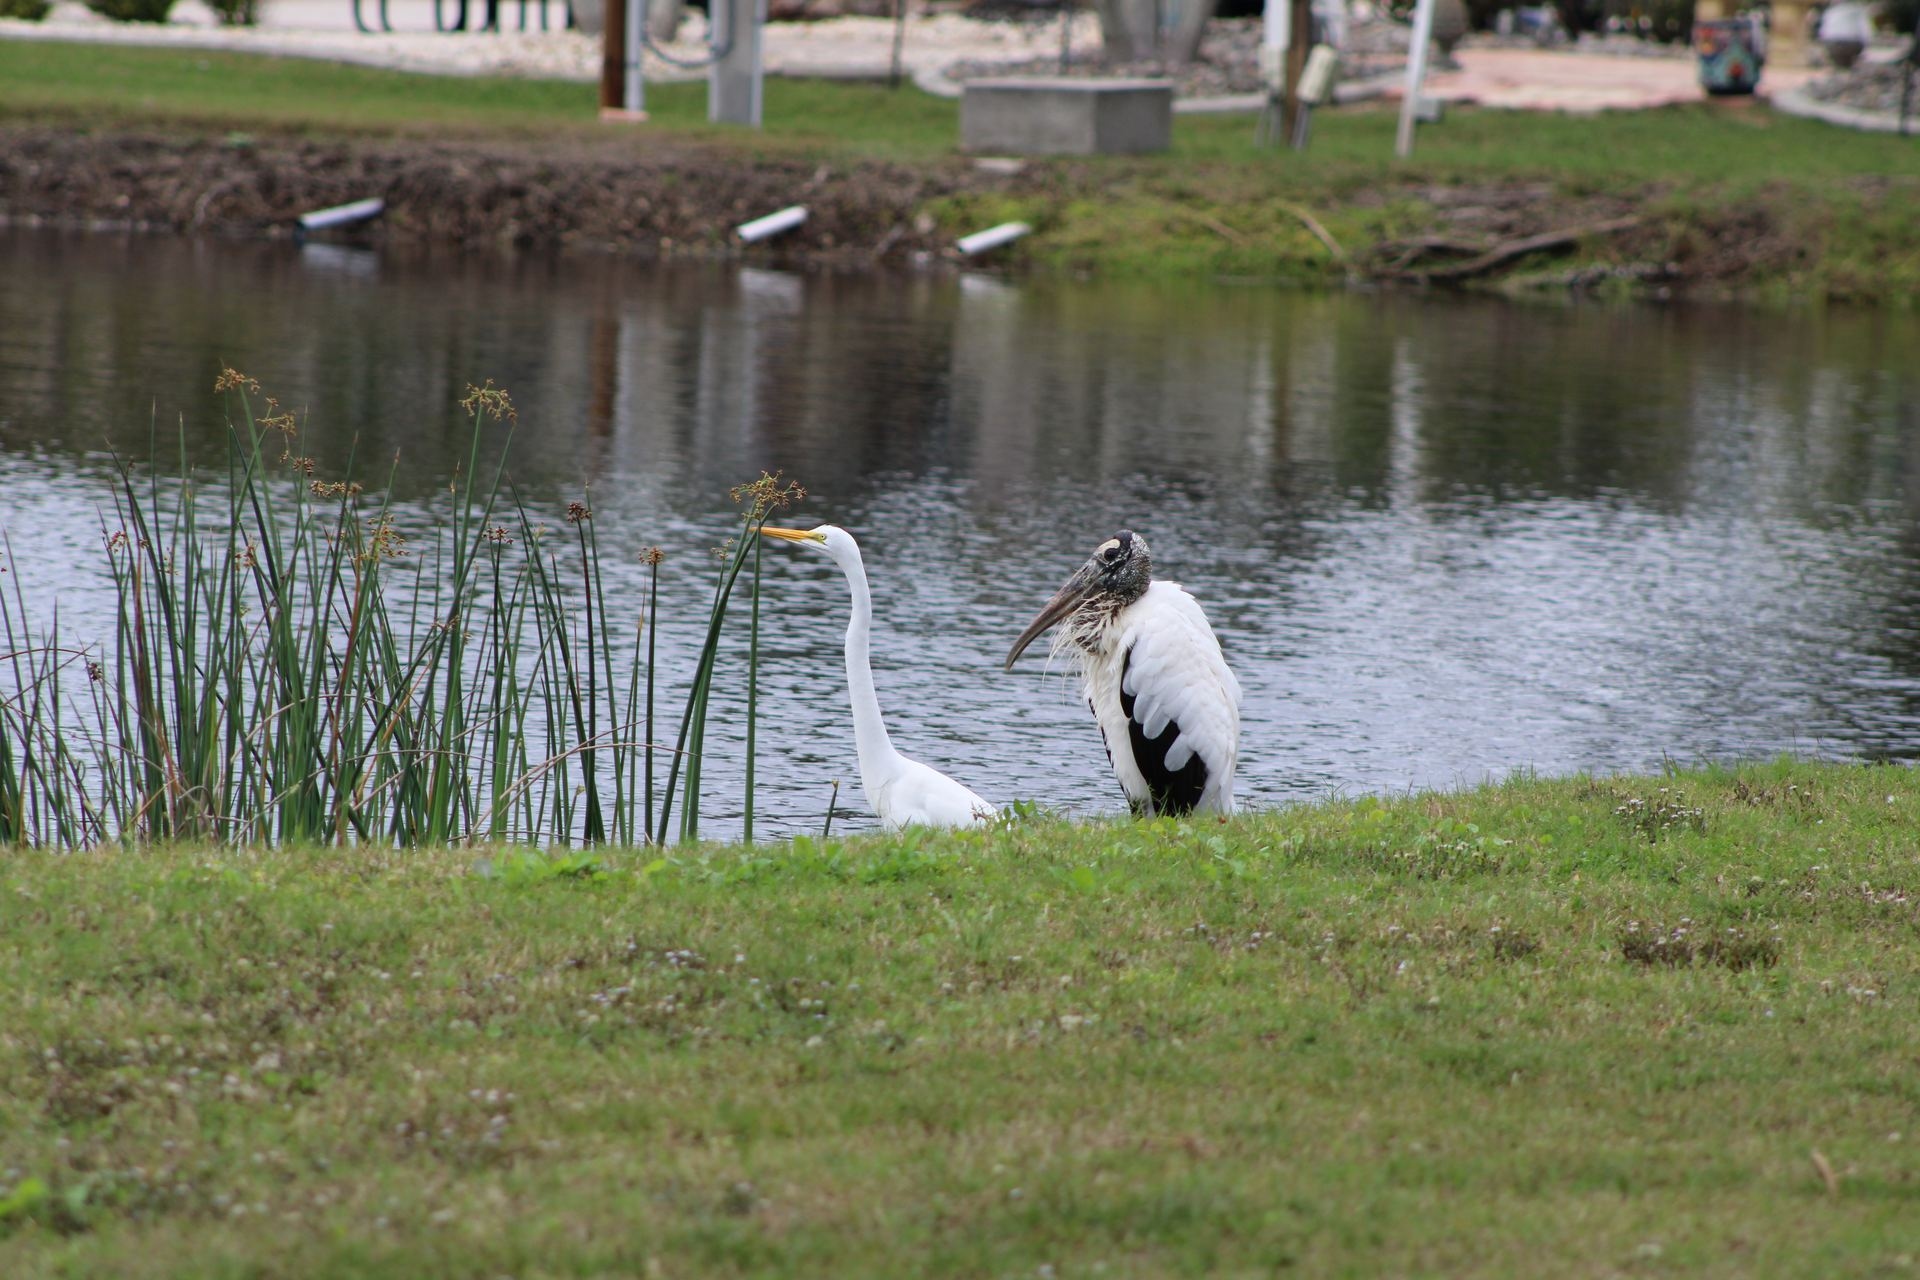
[213,368,260,395]
[729,472,807,521]
[640,547,666,567]
[460,380,518,423]
[358,517,407,564]
[258,398,297,440]
[566,502,591,524]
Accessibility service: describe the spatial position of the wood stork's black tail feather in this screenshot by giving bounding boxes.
[1119,651,1209,816]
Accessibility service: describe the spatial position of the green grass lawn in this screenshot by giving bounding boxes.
[6,39,1920,182]
[3,759,1918,1277]
[0,40,962,155]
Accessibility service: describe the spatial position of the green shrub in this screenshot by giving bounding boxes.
[1887,0,1918,35]
[0,0,53,19]
[85,0,177,21]
[208,0,261,24]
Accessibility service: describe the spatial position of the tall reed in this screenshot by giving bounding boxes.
[0,374,797,851]
[653,473,804,847]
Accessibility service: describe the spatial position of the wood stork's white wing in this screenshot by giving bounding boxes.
[1085,580,1241,816]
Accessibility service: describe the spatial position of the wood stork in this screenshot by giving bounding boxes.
[1004,530,1241,817]
[760,524,995,832]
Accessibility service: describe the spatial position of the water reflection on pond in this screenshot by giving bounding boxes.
[4,228,1919,839]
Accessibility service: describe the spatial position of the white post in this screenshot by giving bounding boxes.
[1261,0,1290,90]
[624,0,644,114]
[1395,0,1437,159]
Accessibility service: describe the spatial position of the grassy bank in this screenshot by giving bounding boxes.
[3,41,1920,296]
[3,759,1918,1276]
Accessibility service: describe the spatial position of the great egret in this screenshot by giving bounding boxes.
[1005,530,1241,817]
[760,524,995,831]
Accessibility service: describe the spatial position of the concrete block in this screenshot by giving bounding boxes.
[960,78,1174,156]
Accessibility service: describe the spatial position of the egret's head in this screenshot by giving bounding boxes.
[759,523,859,564]
[1004,530,1153,669]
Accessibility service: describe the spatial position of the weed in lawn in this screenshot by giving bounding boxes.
[1612,788,1708,841]
[1489,925,1541,962]
[1728,776,1822,814]
[1619,919,1782,970]
[1363,825,1519,879]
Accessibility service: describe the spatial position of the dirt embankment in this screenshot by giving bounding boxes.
[0,126,1899,296]
[0,128,985,266]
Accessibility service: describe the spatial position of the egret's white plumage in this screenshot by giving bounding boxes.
[761,524,994,832]
[1006,532,1241,817]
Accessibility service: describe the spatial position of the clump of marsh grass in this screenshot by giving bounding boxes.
[0,371,779,851]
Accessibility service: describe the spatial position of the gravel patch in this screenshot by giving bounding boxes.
[1803,53,1920,117]
[943,15,1412,98]
[940,18,1702,101]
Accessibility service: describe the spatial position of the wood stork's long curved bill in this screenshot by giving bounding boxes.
[757,523,995,832]
[1004,560,1103,671]
[1004,531,1242,818]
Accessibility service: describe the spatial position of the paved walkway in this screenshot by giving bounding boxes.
[0,2,1827,110]
[1,2,1102,84]
[1426,46,1818,112]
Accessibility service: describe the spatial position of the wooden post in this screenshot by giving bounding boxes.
[1280,0,1311,144]
[600,0,648,121]
[600,0,625,112]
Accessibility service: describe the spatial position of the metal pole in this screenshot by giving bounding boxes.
[1902,35,1918,137]
[890,0,907,89]
[625,0,645,113]
[1395,0,1438,159]
[710,0,767,126]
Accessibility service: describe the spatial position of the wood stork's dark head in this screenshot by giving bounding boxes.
[1004,531,1153,669]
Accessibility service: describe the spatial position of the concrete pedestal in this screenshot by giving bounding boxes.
[960,78,1174,156]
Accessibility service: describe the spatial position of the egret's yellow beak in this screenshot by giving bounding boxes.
[759,526,825,544]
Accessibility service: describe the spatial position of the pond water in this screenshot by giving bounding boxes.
[4,227,1920,840]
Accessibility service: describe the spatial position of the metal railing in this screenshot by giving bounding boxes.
[352,0,568,35]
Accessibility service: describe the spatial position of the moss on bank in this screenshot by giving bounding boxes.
[3,759,1919,1276]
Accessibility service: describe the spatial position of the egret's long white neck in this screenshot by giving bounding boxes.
[831,543,904,787]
